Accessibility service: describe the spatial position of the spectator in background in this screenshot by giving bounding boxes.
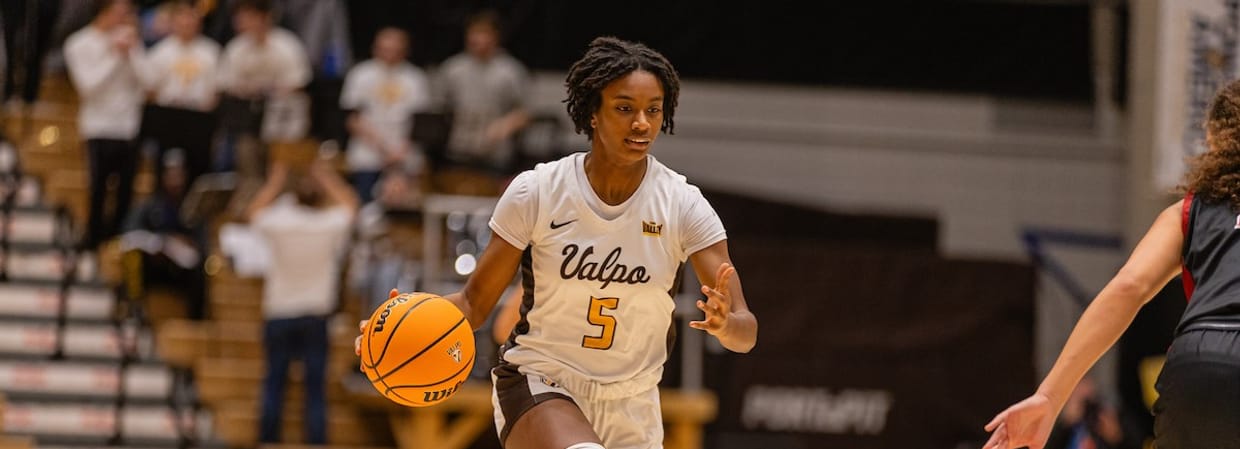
[64,0,144,250]
[215,0,309,173]
[138,0,219,185]
[340,27,430,205]
[137,1,174,45]
[1,0,61,107]
[435,9,529,175]
[246,158,357,445]
[141,1,219,112]
[278,0,351,79]
[121,148,206,320]
[281,0,352,146]
[217,0,309,99]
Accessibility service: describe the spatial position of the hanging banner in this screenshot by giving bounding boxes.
[1154,0,1239,190]
[704,243,1035,449]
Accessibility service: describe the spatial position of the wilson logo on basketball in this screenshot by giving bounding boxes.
[423,380,464,403]
[446,341,463,363]
[371,296,409,334]
[642,220,663,236]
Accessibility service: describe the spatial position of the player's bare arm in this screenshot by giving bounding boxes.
[243,160,288,222]
[981,200,1184,449]
[689,239,757,353]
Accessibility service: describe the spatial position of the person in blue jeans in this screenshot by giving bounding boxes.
[261,315,329,442]
[247,159,357,443]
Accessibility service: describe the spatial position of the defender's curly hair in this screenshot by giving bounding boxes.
[1183,79,1240,208]
[564,37,680,140]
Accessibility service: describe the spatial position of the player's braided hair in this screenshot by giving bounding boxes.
[564,37,680,140]
[1183,79,1240,208]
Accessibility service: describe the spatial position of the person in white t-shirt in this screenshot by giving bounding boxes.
[214,0,310,173]
[247,158,357,445]
[340,27,430,204]
[138,0,220,185]
[216,0,309,101]
[64,0,144,249]
[140,1,219,111]
[356,37,759,449]
[434,10,530,173]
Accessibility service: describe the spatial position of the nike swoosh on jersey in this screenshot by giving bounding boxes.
[550,219,578,229]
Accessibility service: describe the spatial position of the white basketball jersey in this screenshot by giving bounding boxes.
[490,152,725,396]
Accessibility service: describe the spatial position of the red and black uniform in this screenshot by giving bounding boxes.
[1155,192,1240,447]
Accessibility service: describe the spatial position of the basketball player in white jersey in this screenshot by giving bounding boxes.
[357,36,758,449]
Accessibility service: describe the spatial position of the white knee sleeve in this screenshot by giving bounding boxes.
[565,443,605,449]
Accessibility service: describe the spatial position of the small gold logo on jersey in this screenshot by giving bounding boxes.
[642,221,663,237]
[446,341,463,363]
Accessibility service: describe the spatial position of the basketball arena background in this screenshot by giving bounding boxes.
[0,0,1229,448]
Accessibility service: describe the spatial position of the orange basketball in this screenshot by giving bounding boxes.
[360,292,475,407]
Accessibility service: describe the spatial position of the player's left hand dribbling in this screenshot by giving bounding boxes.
[690,263,736,336]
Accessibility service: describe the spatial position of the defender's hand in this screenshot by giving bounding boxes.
[982,393,1057,449]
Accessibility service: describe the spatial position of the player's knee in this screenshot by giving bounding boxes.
[564,443,605,449]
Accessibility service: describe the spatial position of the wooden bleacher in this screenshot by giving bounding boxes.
[3,74,156,231]
[0,436,34,449]
[352,385,492,449]
[194,357,350,407]
[207,268,263,323]
[213,400,389,447]
[0,392,33,449]
[156,317,357,371]
[156,312,389,448]
[0,392,35,449]
[0,72,214,447]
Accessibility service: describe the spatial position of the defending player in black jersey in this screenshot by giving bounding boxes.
[984,79,1240,449]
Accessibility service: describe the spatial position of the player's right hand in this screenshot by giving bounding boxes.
[356,288,401,372]
[981,392,1056,449]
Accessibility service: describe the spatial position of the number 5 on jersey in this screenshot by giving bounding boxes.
[582,296,620,350]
